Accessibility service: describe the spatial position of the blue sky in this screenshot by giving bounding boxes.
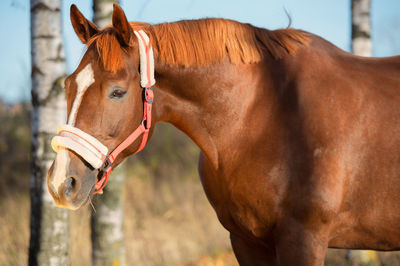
[1,0,400,103]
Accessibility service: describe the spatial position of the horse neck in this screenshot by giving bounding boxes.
[153,61,265,169]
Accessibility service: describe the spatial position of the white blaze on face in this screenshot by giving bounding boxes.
[68,64,95,126]
[51,64,95,191]
[52,148,70,190]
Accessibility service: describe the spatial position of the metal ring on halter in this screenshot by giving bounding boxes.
[100,155,113,172]
[144,87,154,103]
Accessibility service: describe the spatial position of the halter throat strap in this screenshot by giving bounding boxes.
[94,29,155,193]
[51,30,155,194]
[94,87,154,193]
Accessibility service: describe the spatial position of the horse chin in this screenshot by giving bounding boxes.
[78,189,93,208]
[54,187,93,210]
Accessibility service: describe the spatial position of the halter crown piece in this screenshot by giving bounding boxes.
[51,30,155,194]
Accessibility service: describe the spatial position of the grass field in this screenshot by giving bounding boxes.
[0,172,236,266]
[3,172,400,266]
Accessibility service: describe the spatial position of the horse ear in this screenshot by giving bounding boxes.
[70,4,99,44]
[112,3,132,46]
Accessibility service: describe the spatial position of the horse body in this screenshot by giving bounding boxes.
[155,32,400,263]
[47,4,400,265]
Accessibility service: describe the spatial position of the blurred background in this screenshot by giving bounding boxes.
[1,0,400,265]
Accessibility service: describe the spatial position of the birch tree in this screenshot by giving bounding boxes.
[91,1,126,265]
[348,0,379,264]
[29,0,69,265]
[351,0,371,56]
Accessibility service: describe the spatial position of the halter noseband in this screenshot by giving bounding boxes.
[51,30,155,194]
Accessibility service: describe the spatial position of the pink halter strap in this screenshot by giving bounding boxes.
[94,87,154,194]
[94,30,155,194]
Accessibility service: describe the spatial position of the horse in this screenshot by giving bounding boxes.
[46,3,400,265]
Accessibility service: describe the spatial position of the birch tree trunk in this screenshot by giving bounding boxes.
[351,0,371,56]
[348,0,379,265]
[91,1,126,265]
[93,0,115,27]
[29,0,69,265]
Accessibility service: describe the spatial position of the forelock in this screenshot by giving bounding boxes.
[86,27,126,73]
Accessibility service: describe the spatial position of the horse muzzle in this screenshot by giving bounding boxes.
[47,126,103,210]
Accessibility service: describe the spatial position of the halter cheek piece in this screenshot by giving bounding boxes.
[51,30,155,194]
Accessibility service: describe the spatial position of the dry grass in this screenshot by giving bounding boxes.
[0,174,234,266]
[3,176,400,265]
[0,195,30,266]
[68,168,234,266]
[123,166,233,266]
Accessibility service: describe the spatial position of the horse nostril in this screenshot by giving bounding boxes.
[65,176,78,199]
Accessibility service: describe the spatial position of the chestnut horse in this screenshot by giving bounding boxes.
[47,4,400,265]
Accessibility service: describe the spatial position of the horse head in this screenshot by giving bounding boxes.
[47,4,155,210]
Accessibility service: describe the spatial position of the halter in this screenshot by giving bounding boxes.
[51,30,155,194]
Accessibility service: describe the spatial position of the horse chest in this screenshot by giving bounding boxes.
[198,152,282,239]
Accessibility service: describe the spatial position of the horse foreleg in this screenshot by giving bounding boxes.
[230,233,278,266]
[275,220,328,266]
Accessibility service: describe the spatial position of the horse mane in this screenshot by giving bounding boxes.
[87,18,311,72]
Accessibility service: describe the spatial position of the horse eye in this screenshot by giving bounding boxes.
[109,89,127,99]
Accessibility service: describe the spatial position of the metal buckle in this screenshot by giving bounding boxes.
[144,87,154,103]
[101,155,113,172]
[141,118,150,131]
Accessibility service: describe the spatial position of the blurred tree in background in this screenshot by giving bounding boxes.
[28,0,70,265]
[351,0,371,57]
[91,1,127,266]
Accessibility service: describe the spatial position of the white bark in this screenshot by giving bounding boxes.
[351,0,371,56]
[91,166,126,266]
[91,1,126,266]
[93,0,115,28]
[29,0,69,265]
